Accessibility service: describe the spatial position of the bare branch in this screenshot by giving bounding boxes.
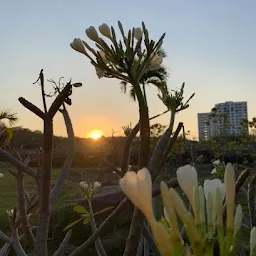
[50,106,76,209]
[53,230,72,256]
[88,199,107,256]
[159,122,183,167]
[142,225,161,255]
[36,69,48,113]
[18,97,46,120]
[70,198,129,256]
[120,109,170,175]
[0,148,37,178]
[0,231,11,244]
[120,123,139,174]
[17,171,35,245]
[10,209,26,256]
[48,83,72,119]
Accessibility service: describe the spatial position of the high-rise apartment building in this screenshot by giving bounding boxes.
[198,101,248,141]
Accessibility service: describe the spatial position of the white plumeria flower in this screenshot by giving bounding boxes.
[79,181,89,192]
[204,178,225,225]
[93,181,101,189]
[70,38,88,56]
[176,165,198,203]
[211,168,217,174]
[119,167,154,223]
[0,173,4,179]
[213,159,221,166]
[134,27,143,40]
[150,53,163,67]
[85,26,100,43]
[204,179,225,202]
[98,23,112,39]
[6,209,14,217]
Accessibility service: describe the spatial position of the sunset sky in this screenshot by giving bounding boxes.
[1,1,256,139]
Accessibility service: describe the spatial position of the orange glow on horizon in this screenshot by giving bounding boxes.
[88,130,103,140]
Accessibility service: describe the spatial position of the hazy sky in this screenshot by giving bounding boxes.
[1,0,256,139]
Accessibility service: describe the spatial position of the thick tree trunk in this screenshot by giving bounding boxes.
[123,85,150,256]
[34,118,53,256]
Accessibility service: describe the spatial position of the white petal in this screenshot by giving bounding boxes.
[211,168,217,174]
[0,173,4,178]
[177,165,198,202]
[119,171,141,208]
[163,207,170,226]
[213,159,221,165]
[137,168,154,221]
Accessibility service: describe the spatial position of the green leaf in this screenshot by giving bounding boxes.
[73,206,89,214]
[83,217,90,225]
[72,82,82,87]
[94,206,114,216]
[63,217,84,231]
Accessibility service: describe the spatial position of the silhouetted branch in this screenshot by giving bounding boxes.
[121,122,139,174]
[18,97,46,120]
[17,171,35,245]
[0,232,11,244]
[149,110,175,179]
[0,148,37,178]
[120,109,170,175]
[70,198,129,256]
[159,122,183,167]
[142,225,161,255]
[50,106,76,209]
[10,209,26,256]
[52,230,72,256]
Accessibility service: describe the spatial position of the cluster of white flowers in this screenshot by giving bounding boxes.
[70,22,163,79]
[119,164,254,255]
[79,180,101,199]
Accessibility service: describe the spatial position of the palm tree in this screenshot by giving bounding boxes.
[120,49,168,102]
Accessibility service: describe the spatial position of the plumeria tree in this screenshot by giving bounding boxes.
[70,21,195,255]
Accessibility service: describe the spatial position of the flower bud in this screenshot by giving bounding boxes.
[151,220,172,255]
[79,181,89,192]
[150,53,163,67]
[0,173,4,179]
[224,163,235,230]
[234,204,243,237]
[85,26,100,43]
[93,181,101,189]
[6,209,14,217]
[70,38,88,56]
[99,23,112,39]
[134,27,142,40]
[250,227,256,255]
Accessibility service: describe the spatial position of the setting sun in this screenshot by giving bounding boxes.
[88,130,103,140]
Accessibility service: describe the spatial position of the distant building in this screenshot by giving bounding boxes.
[198,101,248,141]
